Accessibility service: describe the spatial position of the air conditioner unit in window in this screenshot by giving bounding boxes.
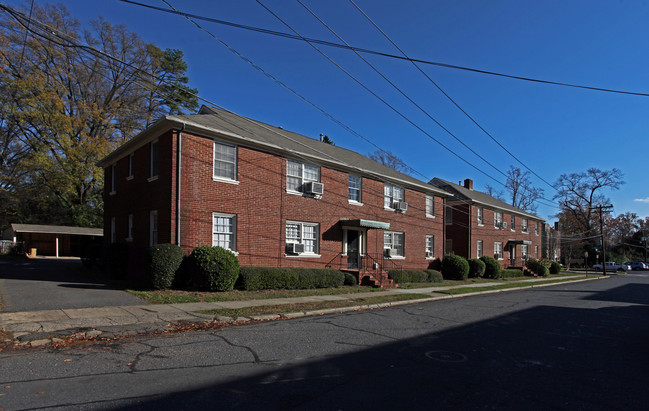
[304,181,324,195]
[502,221,508,229]
[384,248,398,257]
[286,243,305,254]
[393,201,408,212]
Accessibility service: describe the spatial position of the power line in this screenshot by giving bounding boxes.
[117,0,649,98]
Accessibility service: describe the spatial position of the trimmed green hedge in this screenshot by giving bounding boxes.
[188,246,240,291]
[442,254,469,280]
[549,261,561,274]
[237,267,344,290]
[146,243,185,290]
[501,268,524,278]
[387,269,443,284]
[525,258,549,277]
[468,258,486,278]
[480,256,502,279]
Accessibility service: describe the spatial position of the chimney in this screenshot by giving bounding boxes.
[464,179,473,190]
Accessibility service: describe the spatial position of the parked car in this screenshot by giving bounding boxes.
[592,262,632,272]
[628,261,648,270]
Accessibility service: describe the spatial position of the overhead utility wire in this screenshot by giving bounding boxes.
[349,0,556,192]
[253,0,503,188]
[118,0,649,98]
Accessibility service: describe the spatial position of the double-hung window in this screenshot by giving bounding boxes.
[535,221,539,236]
[150,140,159,179]
[348,175,362,203]
[445,205,453,225]
[213,213,236,251]
[511,215,516,231]
[522,244,529,260]
[522,218,529,233]
[425,235,434,258]
[477,207,484,225]
[384,231,404,257]
[286,221,319,254]
[494,242,503,260]
[494,211,503,229]
[149,210,158,246]
[384,183,404,209]
[426,196,435,217]
[287,160,320,193]
[477,240,483,258]
[213,141,237,181]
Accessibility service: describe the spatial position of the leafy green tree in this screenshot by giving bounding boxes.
[0,2,198,228]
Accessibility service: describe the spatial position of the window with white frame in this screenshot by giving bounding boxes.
[494,241,503,259]
[510,215,515,231]
[445,205,453,225]
[426,195,435,217]
[535,245,539,258]
[286,221,319,254]
[522,218,529,233]
[110,217,116,243]
[522,244,529,260]
[477,240,483,258]
[477,207,484,225]
[384,183,404,209]
[348,174,361,203]
[425,235,434,258]
[150,140,159,179]
[535,221,539,236]
[494,211,503,229]
[128,153,134,179]
[127,214,133,241]
[110,164,116,194]
[213,213,236,251]
[287,160,320,193]
[149,210,158,246]
[384,231,404,257]
[213,141,237,181]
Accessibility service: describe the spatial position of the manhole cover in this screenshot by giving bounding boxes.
[425,350,467,362]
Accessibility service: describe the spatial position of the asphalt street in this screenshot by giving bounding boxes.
[1,272,648,410]
[0,258,145,312]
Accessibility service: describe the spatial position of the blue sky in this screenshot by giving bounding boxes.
[8,0,649,221]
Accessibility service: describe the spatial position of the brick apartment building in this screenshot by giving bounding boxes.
[98,106,451,284]
[430,178,544,269]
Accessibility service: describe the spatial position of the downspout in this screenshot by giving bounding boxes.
[468,204,472,259]
[176,123,185,246]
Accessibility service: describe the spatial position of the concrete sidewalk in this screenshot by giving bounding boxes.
[0,275,601,348]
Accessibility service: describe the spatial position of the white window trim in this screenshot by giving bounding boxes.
[522,218,529,233]
[426,195,435,218]
[477,239,483,258]
[425,235,435,259]
[286,159,321,196]
[494,241,503,260]
[212,212,238,254]
[126,214,133,242]
[109,164,116,195]
[127,153,134,180]
[494,211,503,229]
[477,207,484,226]
[342,228,366,256]
[212,140,238,183]
[510,215,516,232]
[285,221,321,257]
[348,174,362,205]
[384,231,405,258]
[445,205,453,225]
[149,140,159,180]
[383,183,405,211]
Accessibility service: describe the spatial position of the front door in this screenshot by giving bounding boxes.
[347,230,360,269]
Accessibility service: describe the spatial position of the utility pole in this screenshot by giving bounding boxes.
[590,204,614,275]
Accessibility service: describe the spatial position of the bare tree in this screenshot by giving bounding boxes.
[505,166,544,213]
[368,150,411,174]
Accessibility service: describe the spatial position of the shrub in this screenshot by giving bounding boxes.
[188,246,240,291]
[549,261,561,274]
[442,254,469,280]
[428,257,442,271]
[146,243,185,290]
[480,256,502,279]
[236,267,344,290]
[388,269,429,284]
[426,269,443,283]
[501,268,524,278]
[468,258,486,278]
[344,272,357,286]
[525,258,549,277]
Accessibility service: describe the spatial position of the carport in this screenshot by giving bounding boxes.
[2,224,103,257]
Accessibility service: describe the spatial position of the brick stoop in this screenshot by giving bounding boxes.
[361,271,399,289]
[521,266,539,277]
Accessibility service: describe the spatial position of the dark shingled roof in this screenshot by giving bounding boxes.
[430,178,544,221]
[99,106,450,197]
[10,224,103,236]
